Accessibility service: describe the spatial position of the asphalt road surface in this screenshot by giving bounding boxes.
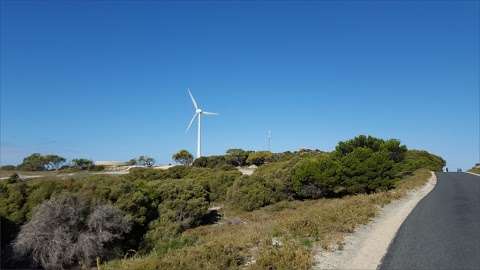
[379,172,480,270]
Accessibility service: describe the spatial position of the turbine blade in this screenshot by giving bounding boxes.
[186,113,198,132]
[188,88,198,110]
[203,111,219,116]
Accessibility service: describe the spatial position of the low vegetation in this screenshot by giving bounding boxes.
[104,169,433,270]
[0,135,445,270]
[468,165,480,174]
[0,154,106,177]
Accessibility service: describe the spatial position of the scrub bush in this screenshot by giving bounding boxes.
[142,180,209,251]
[192,155,229,169]
[13,195,131,269]
[227,175,286,211]
[395,150,445,173]
[291,157,342,199]
[246,151,274,166]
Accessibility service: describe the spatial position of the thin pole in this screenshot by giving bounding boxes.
[197,113,202,158]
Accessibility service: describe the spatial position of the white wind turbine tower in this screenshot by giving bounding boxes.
[186,88,219,158]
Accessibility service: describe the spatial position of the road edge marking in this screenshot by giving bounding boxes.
[465,172,480,177]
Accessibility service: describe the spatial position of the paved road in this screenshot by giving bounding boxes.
[380,172,480,270]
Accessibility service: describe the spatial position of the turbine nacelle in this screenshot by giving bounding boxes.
[196,109,203,114]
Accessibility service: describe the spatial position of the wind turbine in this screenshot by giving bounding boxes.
[186,88,219,158]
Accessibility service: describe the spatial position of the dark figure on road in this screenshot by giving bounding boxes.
[446,167,449,172]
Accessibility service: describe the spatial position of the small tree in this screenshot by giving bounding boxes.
[17,154,66,171]
[225,149,249,167]
[172,150,194,166]
[71,158,94,170]
[44,155,66,170]
[18,153,46,171]
[138,156,155,167]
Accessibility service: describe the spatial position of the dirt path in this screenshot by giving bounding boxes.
[313,172,437,270]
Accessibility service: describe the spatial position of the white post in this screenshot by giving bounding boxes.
[197,113,202,158]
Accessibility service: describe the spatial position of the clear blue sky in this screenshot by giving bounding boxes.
[1,1,478,169]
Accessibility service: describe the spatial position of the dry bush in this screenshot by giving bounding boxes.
[13,195,131,269]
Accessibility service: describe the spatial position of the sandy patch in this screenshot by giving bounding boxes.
[313,172,437,270]
[237,167,256,176]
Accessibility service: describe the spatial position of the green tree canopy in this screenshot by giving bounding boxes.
[17,153,66,171]
[172,150,194,166]
[44,155,66,170]
[71,158,94,170]
[225,149,250,167]
[335,135,407,161]
[138,156,155,167]
[246,151,274,166]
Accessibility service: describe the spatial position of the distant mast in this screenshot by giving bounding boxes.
[266,130,272,151]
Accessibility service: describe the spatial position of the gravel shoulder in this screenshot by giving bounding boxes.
[313,172,437,270]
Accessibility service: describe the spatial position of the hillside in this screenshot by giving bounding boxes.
[0,135,445,270]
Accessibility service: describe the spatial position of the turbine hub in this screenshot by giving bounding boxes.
[196,109,202,114]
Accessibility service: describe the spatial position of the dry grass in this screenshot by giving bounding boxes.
[0,170,59,178]
[468,167,480,174]
[104,169,432,270]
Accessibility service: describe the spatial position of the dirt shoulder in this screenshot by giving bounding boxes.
[313,172,437,270]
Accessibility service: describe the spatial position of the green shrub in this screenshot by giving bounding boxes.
[1,165,16,171]
[126,168,167,181]
[225,149,250,167]
[89,165,105,171]
[126,166,191,181]
[153,179,209,228]
[339,148,396,194]
[227,175,286,211]
[195,170,242,202]
[23,180,65,220]
[335,135,407,162]
[253,158,299,183]
[6,173,21,184]
[114,188,152,226]
[192,155,229,169]
[271,151,297,162]
[143,218,198,253]
[291,157,342,199]
[396,150,445,173]
[71,158,95,170]
[143,179,209,251]
[287,136,408,199]
[164,165,191,179]
[0,181,28,224]
[246,151,274,166]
